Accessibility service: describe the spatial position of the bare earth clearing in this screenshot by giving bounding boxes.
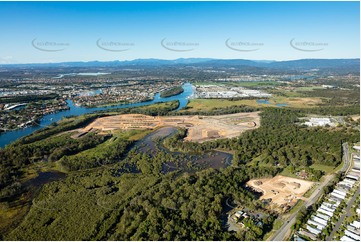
[76,112,260,142]
[247,175,314,207]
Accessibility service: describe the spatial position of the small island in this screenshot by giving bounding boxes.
[160,86,184,98]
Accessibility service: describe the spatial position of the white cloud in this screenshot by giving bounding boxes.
[0,56,17,64]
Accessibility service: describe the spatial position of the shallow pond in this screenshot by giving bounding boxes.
[134,127,233,174]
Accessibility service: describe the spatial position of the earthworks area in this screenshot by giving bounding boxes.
[76,112,260,142]
[247,175,314,207]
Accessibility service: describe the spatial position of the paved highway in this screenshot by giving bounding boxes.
[271,143,351,241]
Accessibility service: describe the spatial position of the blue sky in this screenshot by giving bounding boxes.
[0,1,359,64]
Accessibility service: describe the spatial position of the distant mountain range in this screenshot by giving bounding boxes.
[1,58,359,72]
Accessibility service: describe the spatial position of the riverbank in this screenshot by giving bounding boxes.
[0,99,69,132]
[0,83,194,148]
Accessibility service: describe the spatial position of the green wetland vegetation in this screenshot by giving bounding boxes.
[0,98,359,240]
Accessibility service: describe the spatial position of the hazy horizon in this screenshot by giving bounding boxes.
[1,57,361,66]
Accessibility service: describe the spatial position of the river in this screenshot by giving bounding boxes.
[0,82,194,148]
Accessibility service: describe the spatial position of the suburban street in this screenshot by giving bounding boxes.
[271,143,351,241]
[327,187,360,240]
[271,174,335,241]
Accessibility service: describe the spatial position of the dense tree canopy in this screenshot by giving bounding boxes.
[0,102,359,240]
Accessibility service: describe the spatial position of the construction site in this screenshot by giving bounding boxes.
[246,175,314,212]
[76,112,260,142]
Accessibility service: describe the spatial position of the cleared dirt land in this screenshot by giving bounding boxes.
[79,112,260,142]
[247,175,314,207]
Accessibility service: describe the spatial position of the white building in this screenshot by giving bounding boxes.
[317,209,333,219]
[346,175,359,181]
[351,221,361,229]
[307,219,326,230]
[345,230,360,241]
[341,235,358,241]
[304,118,333,127]
[306,225,321,235]
[330,191,346,200]
[347,225,360,235]
[320,204,335,213]
[333,189,347,197]
[312,216,328,226]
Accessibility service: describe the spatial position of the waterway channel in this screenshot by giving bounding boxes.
[0,82,193,148]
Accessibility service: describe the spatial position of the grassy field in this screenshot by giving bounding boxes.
[269,89,306,97]
[270,96,322,108]
[303,184,318,198]
[280,164,336,181]
[310,163,337,174]
[333,159,346,173]
[287,199,305,215]
[293,86,326,92]
[280,167,299,179]
[247,154,269,167]
[183,96,322,112]
[183,99,260,111]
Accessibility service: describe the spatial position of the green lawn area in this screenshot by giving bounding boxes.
[280,167,299,179]
[310,163,337,174]
[303,184,318,198]
[334,160,345,173]
[287,200,305,215]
